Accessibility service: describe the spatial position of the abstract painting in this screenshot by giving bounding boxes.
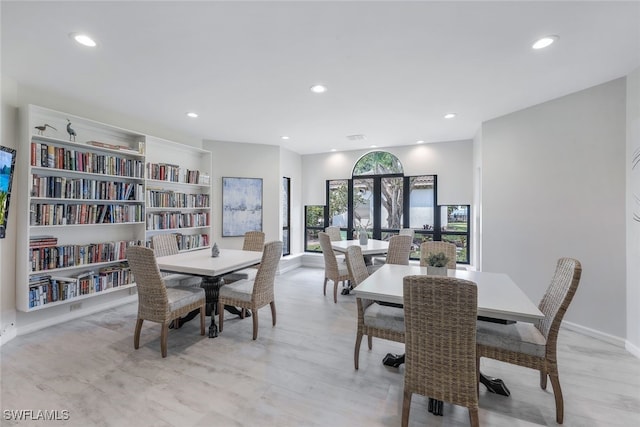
[222,177,263,237]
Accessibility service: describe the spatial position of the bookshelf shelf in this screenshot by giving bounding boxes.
[17,105,211,312]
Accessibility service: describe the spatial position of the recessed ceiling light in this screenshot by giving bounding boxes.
[416,140,425,144]
[310,84,327,94]
[281,136,290,140]
[70,33,97,47]
[330,148,337,152]
[532,35,558,50]
[186,112,198,118]
[370,145,377,148]
[444,113,456,119]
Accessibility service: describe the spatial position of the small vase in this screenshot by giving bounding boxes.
[427,266,447,276]
[359,231,368,245]
[211,243,220,257]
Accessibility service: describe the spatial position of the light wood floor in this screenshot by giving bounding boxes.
[1,267,639,426]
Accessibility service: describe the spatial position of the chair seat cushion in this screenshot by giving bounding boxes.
[364,303,405,333]
[223,268,258,283]
[166,286,205,311]
[476,320,547,357]
[219,279,254,303]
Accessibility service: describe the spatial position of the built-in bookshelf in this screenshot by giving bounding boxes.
[144,136,211,252]
[16,105,212,312]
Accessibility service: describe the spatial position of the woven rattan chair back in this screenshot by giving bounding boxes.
[252,240,283,301]
[345,245,369,287]
[152,234,179,278]
[126,245,206,357]
[402,275,479,427]
[419,241,457,269]
[325,226,342,241]
[318,231,351,303]
[385,235,412,265]
[243,231,265,251]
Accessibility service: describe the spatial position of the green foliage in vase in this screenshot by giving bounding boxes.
[427,252,450,267]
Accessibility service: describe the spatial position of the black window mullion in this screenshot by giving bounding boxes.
[372,177,382,240]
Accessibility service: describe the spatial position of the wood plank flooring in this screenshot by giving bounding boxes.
[1,267,639,426]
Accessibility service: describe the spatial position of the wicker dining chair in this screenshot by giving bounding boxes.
[369,234,412,273]
[151,233,202,287]
[402,275,479,427]
[419,241,457,269]
[223,231,265,283]
[318,231,351,303]
[217,241,283,340]
[345,245,405,370]
[325,226,343,241]
[126,246,206,358]
[476,257,582,424]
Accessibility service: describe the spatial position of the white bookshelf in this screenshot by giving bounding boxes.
[143,136,211,252]
[16,105,211,312]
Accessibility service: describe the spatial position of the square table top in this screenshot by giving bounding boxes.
[156,248,263,278]
[330,239,390,255]
[353,264,543,323]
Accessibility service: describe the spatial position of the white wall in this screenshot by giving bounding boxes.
[301,141,474,207]
[626,67,640,357]
[0,76,19,343]
[203,140,281,249]
[481,78,627,342]
[280,147,303,255]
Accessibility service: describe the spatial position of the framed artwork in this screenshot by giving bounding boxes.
[222,177,263,237]
[0,145,17,239]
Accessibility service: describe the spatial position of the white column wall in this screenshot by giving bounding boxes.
[626,67,640,357]
[203,140,281,249]
[481,78,627,341]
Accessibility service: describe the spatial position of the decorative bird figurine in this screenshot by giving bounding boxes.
[66,119,77,141]
[34,124,57,135]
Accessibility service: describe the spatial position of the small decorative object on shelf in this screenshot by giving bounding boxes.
[34,124,57,135]
[426,252,449,276]
[66,119,76,141]
[211,242,219,257]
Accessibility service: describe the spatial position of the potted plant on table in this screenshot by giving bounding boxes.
[426,252,449,276]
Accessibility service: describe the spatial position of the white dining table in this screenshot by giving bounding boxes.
[353,264,543,323]
[330,239,390,256]
[156,248,263,337]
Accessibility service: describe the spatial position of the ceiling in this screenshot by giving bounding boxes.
[2,1,639,155]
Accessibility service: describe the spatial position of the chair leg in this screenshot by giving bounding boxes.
[354,332,363,370]
[160,322,169,358]
[469,407,479,427]
[333,280,338,303]
[270,301,276,326]
[218,302,224,332]
[199,306,205,335]
[323,277,328,296]
[401,389,412,427]
[134,318,143,349]
[549,369,564,424]
[367,334,373,350]
[252,309,259,340]
[540,368,548,390]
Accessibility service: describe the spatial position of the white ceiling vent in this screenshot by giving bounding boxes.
[346,134,366,141]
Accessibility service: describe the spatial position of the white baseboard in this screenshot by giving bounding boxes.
[16,295,138,337]
[562,320,626,348]
[625,340,640,359]
[279,254,303,274]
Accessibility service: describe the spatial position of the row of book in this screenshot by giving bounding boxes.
[146,212,210,230]
[28,264,134,307]
[30,203,144,226]
[30,142,145,178]
[29,240,142,272]
[146,162,205,184]
[146,189,209,208]
[146,233,210,251]
[31,175,144,201]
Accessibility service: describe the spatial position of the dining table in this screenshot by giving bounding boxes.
[330,239,390,294]
[156,248,263,338]
[353,263,544,402]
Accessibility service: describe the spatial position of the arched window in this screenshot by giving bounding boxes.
[352,151,403,176]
